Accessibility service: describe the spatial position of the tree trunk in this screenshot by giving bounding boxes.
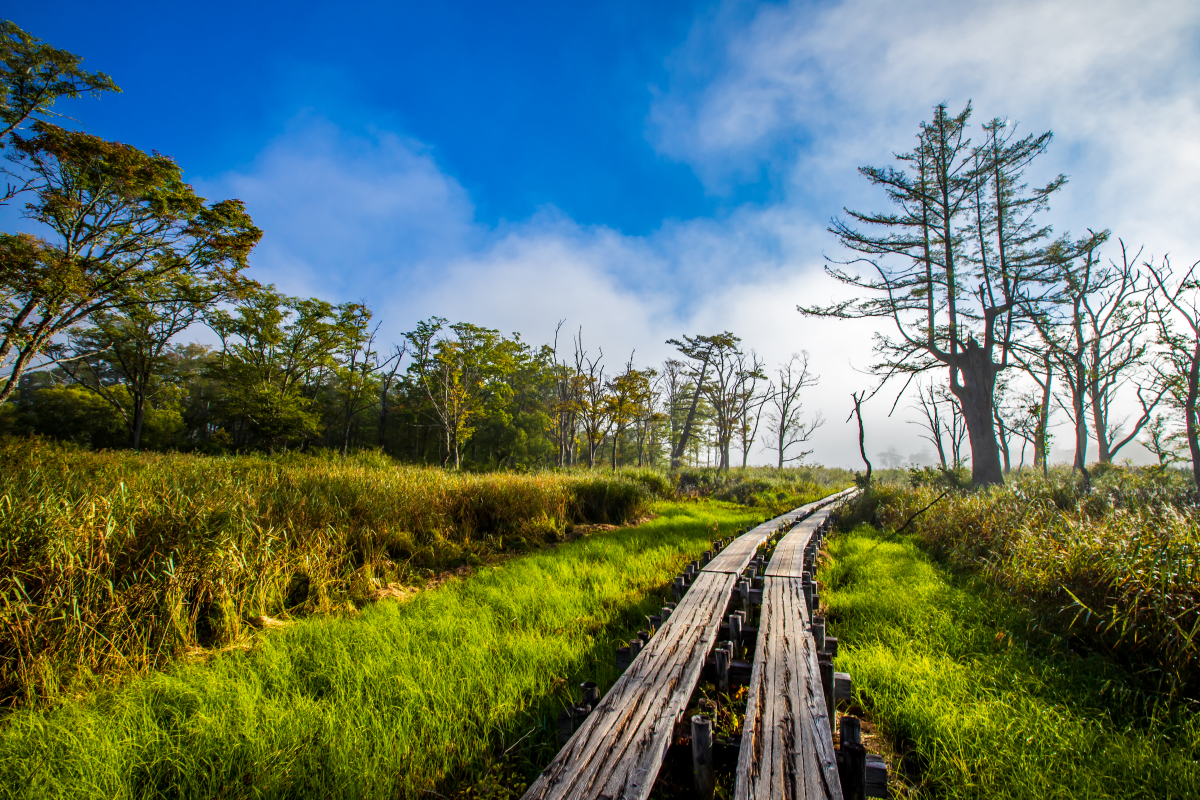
[949,347,1003,487]
[1037,357,1052,477]
[672,364,709,468]
[1069,361,1089,476]
[1091,385,1112,463]
[1188,341,1200,491]
[131,397,145,451]
[993,404,1010,474]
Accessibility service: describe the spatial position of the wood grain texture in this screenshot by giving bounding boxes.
[522,571,737,800]
[735,577,843,800]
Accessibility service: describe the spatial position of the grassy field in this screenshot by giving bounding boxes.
[849,467,1200,699]
[0,499,774,800]
[0,440,667,707]
[821,523,1200,799]
[0,437,852,709]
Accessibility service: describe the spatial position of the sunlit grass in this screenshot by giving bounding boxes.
[0,440,656,707]
[0,500,763,800]
[822,524,1200,799]
[852,467,1200,697]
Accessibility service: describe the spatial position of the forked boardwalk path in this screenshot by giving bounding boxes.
[522,488,857,800]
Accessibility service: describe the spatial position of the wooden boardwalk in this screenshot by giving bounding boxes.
[703,488,856,576]
[522,571,736,800]
[522,488,856,800]
[736,499,851,799]
[762,502,840,579]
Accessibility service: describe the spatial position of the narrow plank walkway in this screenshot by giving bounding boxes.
[763,504,836,579]
[703,488,856,575]
[522,571,736,800]
[736,490,857,799]
[736,576,840,799]
[522,487,856,800]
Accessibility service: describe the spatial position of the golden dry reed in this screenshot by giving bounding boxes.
[0,439,652,707]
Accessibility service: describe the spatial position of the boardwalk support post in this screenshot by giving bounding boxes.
[556,708,573,747]
[691,714,715,800]
[819,657,835,735]
[580,681,600,710]
[839,715,866,800]
[715,643,731,693]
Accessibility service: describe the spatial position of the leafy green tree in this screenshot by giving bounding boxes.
[0,122,260,406]
[405,317,516,469]
[604,357,654,471]
[0,20,118,151]
[61,277,242,449]
[207,287,363,451]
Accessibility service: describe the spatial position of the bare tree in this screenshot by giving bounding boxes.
[733,350,768,468]
[909,382,948,466]
[574,331,610,468]
[1147,256,1200,488]
[377,344,406,448]
[765,352,823,469]
[907,381,967,467]
[549,322,582,467]
[803,104,1097,486]
[849,390,872,484]
[1083,241,1163,462]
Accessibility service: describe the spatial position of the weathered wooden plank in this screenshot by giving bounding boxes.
[703,488,856,576]
[736,576,843,800]
[764,509,830,579]
[765,490,858,579]
[522,571,737,800]
[729,575,844,800]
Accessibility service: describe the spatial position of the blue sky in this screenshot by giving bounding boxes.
[15,0,751,232]
[11,1,1200,465]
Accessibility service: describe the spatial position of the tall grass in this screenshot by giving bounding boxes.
[848,467,1200,699]
[0,439,654,708]
[674,465,854,513]
[0,501,761,800]
[823,524,1200,799]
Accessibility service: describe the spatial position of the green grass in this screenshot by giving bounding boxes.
[850,468,1200,697]
[0,439,659,707]
[0,500,763,800]
[822,524,1200,799]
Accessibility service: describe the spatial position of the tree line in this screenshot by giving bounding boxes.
[0,22,825,470]
[807,102,1200,488]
